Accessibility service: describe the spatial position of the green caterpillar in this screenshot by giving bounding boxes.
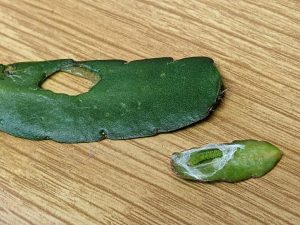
[171,140,282,182]
[187,148,223,166]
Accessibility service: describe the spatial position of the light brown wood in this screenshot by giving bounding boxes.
[0,0,299,224]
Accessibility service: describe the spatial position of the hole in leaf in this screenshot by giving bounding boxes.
[40,67,100,96]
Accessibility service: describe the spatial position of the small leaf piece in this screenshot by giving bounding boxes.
[171,140,282,182]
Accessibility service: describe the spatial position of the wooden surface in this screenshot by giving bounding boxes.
[0,0,299,224]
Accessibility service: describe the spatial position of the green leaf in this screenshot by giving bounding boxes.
[0,57,223,143]
[171,140,282,182]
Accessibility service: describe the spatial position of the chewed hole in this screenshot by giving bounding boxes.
[40,67,100,96]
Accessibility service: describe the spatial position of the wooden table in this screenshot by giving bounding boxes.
[0,1,299,224]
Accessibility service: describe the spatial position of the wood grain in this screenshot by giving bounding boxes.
[0,0,299,224]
